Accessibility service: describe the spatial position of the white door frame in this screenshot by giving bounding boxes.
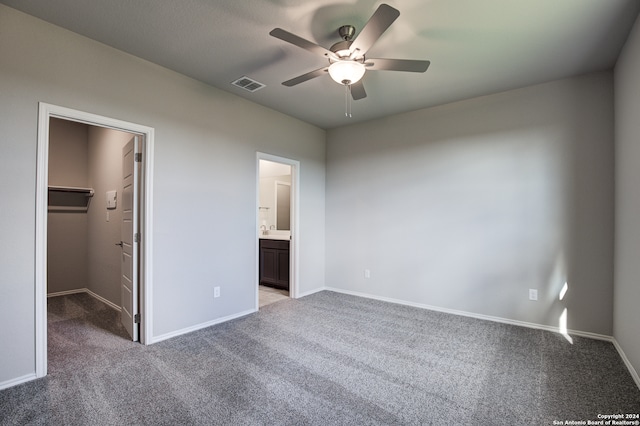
[35,102,154,378]
[256,153,300,307]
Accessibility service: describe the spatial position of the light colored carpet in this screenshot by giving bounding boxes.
[1,291,639,425]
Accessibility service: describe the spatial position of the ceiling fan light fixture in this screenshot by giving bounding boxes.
[328,60,366,85]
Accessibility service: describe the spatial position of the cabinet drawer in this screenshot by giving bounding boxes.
[260,239,290,250]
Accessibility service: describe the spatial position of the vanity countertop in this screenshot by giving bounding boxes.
[259,230,290,241]
[259,234,290,241]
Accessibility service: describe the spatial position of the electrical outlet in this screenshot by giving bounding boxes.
[214,287,220,298]
[364,269,371,279]
[529,289,538,301]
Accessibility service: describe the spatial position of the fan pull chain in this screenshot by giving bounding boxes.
[344,84,348,117]
[345,84,352,118]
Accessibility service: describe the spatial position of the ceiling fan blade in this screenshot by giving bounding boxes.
[282,67,328,87]
[365,58,431,73]
[350,81,367,100]
[349,4,400,58]
[270,28,337,60]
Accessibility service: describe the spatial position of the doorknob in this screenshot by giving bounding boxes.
[115,241,123,247]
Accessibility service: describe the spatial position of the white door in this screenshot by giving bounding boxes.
[120,137,139,341]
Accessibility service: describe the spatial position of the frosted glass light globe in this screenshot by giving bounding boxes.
[328,60,366,85]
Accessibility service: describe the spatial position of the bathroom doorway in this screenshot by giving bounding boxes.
[256,153,299,309]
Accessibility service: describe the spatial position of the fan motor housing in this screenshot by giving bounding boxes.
[330,40,352,57]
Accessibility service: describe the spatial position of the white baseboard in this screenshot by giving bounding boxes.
[325,286,613,342]
[85,289,121,311]
[48,288,121,312]
[296,286,325,298]
[47,289,86,297]
[0,373,37,391]
[612,339,640,390]
[150,308,256,344]
[151,285,325,344]
[153,285,325,344]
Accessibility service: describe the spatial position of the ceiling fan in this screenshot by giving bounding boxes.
[269,3,430,101]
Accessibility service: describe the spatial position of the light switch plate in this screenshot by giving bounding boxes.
[106,190,117,209]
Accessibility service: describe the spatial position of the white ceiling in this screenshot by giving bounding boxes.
[2,0,639,129]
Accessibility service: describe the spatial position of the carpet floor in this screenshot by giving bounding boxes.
[1,291,639,425]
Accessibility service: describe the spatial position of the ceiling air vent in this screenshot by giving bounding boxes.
[231,76,266,93]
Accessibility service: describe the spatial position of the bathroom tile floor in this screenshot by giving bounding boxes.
[259,285,289,307]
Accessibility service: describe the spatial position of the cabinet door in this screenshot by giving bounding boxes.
[259,240,290,291]
[260,247,278,286]
[276,249,290,289]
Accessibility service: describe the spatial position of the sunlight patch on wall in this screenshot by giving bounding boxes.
[559,308,573,344]
[559,281,568,300]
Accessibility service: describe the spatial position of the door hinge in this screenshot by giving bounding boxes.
[135,153,142,162]
[134,233,140,243]
[134,313,141,324]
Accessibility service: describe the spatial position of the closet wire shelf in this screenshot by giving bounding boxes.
[48,186,94,212]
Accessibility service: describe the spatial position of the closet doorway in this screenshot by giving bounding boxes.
[35,103,154,378]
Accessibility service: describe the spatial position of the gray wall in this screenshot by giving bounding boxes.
[614,13,640,381]
[326,72,614,335]
[47,118,89,294]
[87,126,133,306]
[0,4,325,386]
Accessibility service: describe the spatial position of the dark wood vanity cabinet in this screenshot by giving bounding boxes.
[259,239,290,291]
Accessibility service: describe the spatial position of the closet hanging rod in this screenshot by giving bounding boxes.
[48,185,94,196]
